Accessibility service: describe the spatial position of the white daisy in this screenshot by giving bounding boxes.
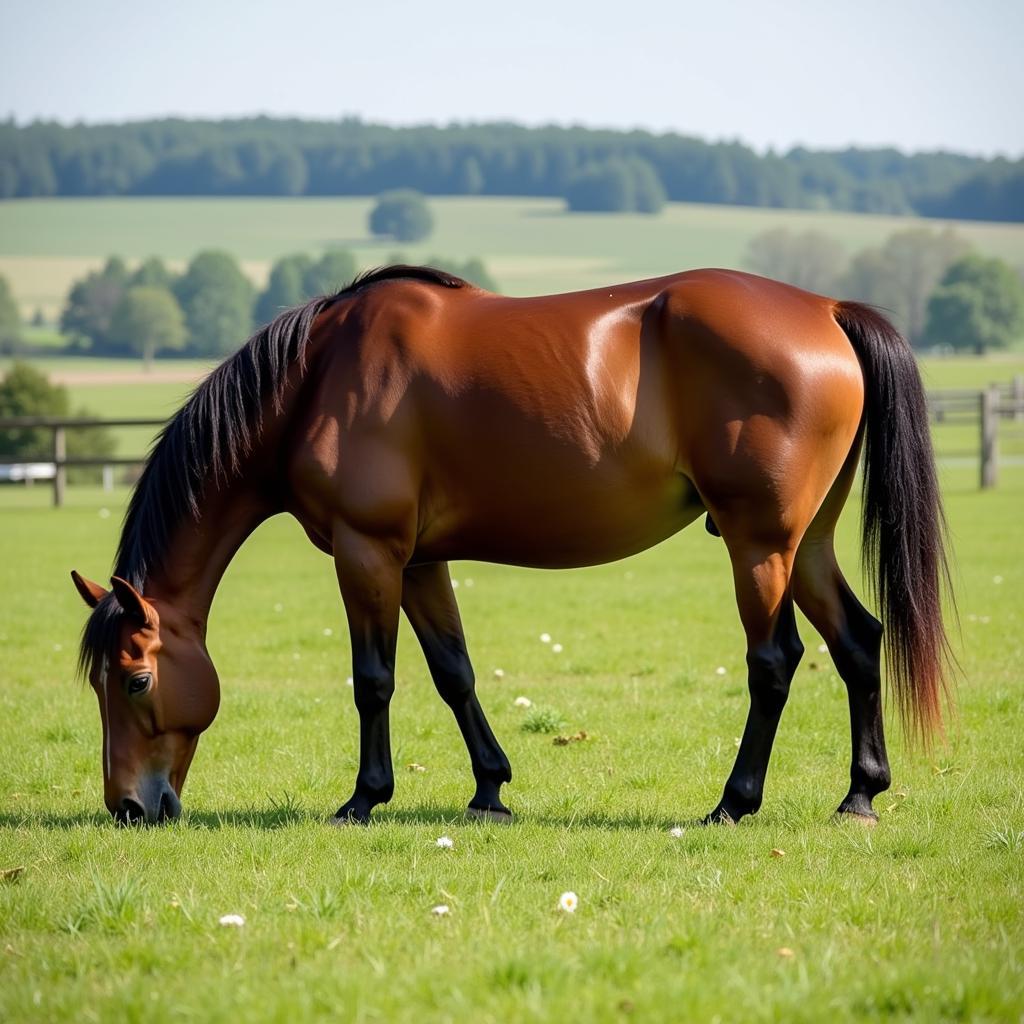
[493,668,505,680]
[552,643,563,654]
[558,891,578,913]
[514,696,533,708]
[715,666,726,676]
[218,914,245,927]
[540,633,552,644]
[436,836,454,849]
[669,826,684,838]
[431,904,450,916]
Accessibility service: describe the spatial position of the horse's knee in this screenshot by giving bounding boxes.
[747,643,792,716]
[352,665,395,713]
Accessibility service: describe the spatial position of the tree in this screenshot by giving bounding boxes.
[457,155,485,195]
[564,157,666,214]
[255,254,313,325]
[839,229,969,345]
[369,190,434,242]
[0,362,115,475]
[303,249,357,297]
[744,228,847,294]
[108,286,187,369]
[565,160,634,212]
[174,251,254,357]
[628,157,667,214]
[424,255,499,292]
[131,256,174,290]
[0,274,21,352]
[924,254,1024,353]
[59,257,129,350]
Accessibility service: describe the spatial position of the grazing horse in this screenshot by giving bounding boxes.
[72,265,951,827]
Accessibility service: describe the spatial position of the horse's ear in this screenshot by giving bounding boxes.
[71,571,108,609]
[109,576,155,625]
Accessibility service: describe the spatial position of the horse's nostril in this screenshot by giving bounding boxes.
[114,797,146,826]
[158,788,182,822]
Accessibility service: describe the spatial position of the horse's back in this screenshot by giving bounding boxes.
[292,270,866,564]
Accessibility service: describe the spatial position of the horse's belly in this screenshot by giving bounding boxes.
[414,470,705,569]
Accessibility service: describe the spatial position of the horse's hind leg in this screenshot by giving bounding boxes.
[705,542,804,824]
[402,562,513,820]
[793,539,890,822]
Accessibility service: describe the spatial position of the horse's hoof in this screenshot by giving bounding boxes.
[330,808,371,827]
[700,807,738,826]
[836,810,878,828]
[466,805,513,824]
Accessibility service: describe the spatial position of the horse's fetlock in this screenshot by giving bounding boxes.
[725,777,763,815]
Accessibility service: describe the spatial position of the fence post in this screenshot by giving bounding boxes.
[53,425,67,507]
[1013,375,1024,422]
[980,387,999,490]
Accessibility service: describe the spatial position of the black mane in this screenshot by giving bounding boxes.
[78,264,463,680]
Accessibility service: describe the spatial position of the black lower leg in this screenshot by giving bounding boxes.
[432,662,512,815]
[336,665,396,823]
[707,597,803,824]
[403,563,512,817]
[832,583,890,819]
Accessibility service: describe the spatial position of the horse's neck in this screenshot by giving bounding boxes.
[146,479,271,630]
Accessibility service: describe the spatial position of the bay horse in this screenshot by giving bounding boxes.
[72,265,951,827]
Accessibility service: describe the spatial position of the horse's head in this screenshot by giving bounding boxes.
[71,571,220,825]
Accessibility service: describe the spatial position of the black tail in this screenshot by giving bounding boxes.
[834,301,953,744]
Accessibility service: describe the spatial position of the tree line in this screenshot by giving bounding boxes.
[0,245,498,364]
[743,227,1024,352]
[2,117,1021,220]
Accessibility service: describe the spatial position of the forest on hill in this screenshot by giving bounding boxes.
[1,117,1021,221]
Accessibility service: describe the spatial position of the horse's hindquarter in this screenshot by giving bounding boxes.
[665,271,865,539]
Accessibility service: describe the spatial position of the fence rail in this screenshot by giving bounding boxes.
[2,380,1024,506]
[0,415,167,507]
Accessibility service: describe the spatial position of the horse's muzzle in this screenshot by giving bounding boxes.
[110,777,181,825]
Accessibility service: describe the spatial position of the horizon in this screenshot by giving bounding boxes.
[3,0,1022,160]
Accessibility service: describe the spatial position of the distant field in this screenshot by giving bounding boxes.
[2,196,1023,317]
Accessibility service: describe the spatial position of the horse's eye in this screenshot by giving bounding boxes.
[127,673,152,696]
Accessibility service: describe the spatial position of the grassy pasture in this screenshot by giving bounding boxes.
[2,196,1023,316]
[0,465,1022,1022]
[1,193,1023,1020]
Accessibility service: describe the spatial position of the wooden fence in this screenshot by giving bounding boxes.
[0,416,165,507]
[2,380,1023,506]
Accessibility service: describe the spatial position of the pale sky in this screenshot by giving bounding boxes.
[2,0,1021,156]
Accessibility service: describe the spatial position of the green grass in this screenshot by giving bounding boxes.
[1,466,1022,1021]
[2,195,1023,315]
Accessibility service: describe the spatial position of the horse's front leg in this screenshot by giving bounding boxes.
[331,527,405,825]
